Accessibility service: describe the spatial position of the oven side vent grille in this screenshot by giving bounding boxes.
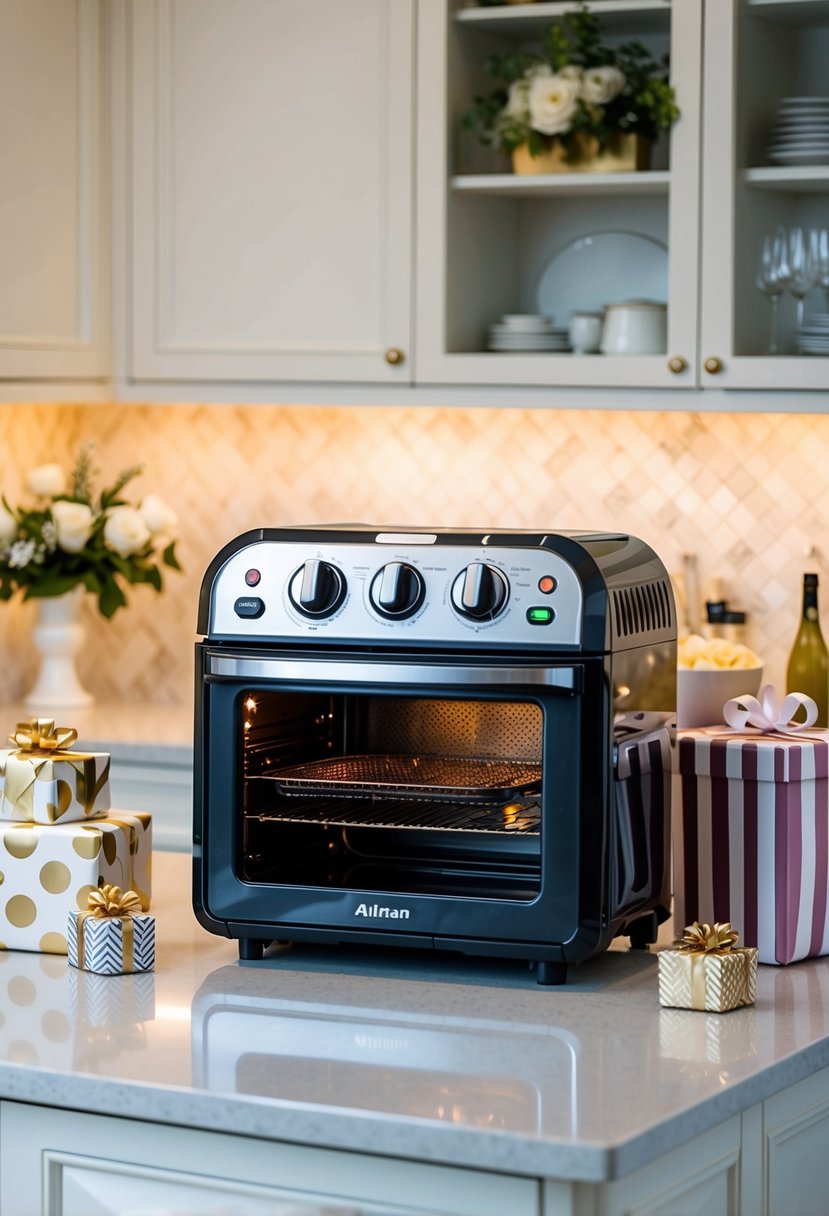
[613,580,673,638]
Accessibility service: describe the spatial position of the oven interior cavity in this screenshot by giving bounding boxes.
[239,691,544,901]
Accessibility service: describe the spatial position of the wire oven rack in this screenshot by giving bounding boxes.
[254,796,541,835]
[257,754,542,804]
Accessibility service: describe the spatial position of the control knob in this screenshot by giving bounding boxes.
[288,559,346,618]
[369,562,425,620]
[450,563,509,622]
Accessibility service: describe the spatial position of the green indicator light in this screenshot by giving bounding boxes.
[527,606,554,625]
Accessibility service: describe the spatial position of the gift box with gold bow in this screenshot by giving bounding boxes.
[0,811,151,954]
[0,719,111,824]
[658,922,758,1013]
[68,884,155,975]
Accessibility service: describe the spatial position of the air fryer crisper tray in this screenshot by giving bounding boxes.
[259,755,542,803]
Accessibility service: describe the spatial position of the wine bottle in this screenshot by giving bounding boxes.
[786,573,829,727]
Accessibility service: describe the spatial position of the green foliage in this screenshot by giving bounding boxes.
[0,448,181,620]
[463,3,679,157]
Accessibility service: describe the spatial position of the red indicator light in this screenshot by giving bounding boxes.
[538,576,557,594]
[245,569,261,587]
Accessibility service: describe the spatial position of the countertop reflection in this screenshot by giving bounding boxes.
[0,852,828,1183]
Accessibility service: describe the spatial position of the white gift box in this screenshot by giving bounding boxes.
[0,812,151,954]
[0,746,111,824]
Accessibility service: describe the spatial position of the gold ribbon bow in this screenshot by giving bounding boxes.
[672,921,750,1010]
[673,921,740,954]
[9,718,79,754]
[1,718,108,822]
[76,884,143,972]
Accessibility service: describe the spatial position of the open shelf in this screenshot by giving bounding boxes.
[748,0,829,25]
[744,166,829,192]
[455,1,671,36]
[451,171,670,197]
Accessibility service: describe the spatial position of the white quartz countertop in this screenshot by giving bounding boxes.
[2,851,829,1184]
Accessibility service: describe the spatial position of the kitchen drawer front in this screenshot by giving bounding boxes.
[0,1101,540,1216]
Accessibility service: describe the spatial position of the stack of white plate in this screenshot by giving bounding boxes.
[796,314,829,356]
[768,97,829,166]
[487,314,569,353]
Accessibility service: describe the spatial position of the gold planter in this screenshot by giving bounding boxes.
[511,132,652,176]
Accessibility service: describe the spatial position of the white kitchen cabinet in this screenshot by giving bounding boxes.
[125,0,414,385]
[0,1102,539,1216]
[416,0,703,390]
[0,0,108,382]
[700,0,829,391]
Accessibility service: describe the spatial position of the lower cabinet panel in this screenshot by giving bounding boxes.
[764,1068,829,1216]
[0,1102,538,1216]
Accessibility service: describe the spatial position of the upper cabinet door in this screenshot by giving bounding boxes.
[416,0,703,390]
[700,0,829,391]
[0,0,107,381]
[129,0,414,384]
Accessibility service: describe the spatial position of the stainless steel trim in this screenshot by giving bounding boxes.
[207,653,577,689]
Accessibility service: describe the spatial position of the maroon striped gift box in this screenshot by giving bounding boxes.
[675,730,829,965]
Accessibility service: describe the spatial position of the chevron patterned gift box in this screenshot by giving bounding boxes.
[675,728,829,965]
[68,885,155,975]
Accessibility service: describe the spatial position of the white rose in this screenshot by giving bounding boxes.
[581,66,626,105]
[528,74,581,137]
[560,64,583,82]
[0,508,15,545]
[26,463,65,498]
[103,506,151,558]
[139,493,178,537]
[51,501,95,554]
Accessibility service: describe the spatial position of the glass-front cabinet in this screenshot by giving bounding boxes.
[416,0,703,390]
[701,0,829,391]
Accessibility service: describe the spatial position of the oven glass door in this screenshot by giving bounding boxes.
[200,648,596,947]
[240,687,543,901]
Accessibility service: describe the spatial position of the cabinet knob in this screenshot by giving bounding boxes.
[704,356,723,374]
[385,347,405,366]
[667,356,687,374]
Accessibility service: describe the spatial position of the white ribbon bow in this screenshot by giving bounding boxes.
[723,683,818,734]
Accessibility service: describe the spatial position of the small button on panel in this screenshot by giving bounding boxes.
[245,569,261,587]
[538,576,557,594]
[526,606,555,625]
[234,597,265,619]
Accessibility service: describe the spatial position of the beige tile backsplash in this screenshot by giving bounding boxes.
[0,402,825,707]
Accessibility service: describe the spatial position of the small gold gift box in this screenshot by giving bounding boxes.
[658,922,758,1013]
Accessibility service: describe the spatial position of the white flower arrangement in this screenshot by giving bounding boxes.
[0,447,181,618]
[464,6,678,161]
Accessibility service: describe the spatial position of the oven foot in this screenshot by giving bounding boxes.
[535,960,567,986]
[628,912,659,950]
[238,938,266,961]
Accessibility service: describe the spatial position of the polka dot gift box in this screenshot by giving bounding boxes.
[0,812,151,954]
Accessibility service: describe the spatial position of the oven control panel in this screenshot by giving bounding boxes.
[210,541,584,647]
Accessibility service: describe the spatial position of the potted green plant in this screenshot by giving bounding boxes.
[463,5,679,175]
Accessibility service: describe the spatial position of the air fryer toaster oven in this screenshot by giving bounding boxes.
[194,527,676,985]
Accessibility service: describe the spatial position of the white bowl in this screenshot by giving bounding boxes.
[677,666,764,729]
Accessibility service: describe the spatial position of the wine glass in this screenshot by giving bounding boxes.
[815,228,829,313]
[778,226,819,331]
[755,229,787,355]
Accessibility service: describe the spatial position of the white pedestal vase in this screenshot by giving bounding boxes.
[25,587,94,711]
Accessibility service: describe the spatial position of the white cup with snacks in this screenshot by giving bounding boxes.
[677,634,763,729]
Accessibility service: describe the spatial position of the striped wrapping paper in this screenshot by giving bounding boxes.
[675,730,829,965]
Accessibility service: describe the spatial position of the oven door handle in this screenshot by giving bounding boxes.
[205,653,580,691]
